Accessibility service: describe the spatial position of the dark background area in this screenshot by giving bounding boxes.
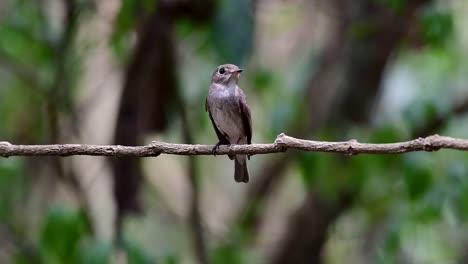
[1,0,468,263]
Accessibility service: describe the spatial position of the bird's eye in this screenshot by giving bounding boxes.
[219,67,226,74]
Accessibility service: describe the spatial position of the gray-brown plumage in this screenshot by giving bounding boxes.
[205,64,252,183]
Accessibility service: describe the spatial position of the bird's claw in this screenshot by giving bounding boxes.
[212,142,222,156]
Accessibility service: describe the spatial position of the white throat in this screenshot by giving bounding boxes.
[227,77,238,88]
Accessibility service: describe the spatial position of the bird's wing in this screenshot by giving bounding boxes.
[238,93,252,144]
[206,98,230,144]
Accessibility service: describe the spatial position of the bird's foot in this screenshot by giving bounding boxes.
[212,142,223,156]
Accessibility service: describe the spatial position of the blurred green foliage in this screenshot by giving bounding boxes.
[9,203,161,264]
[0,158,24,222]
[0,0,87,141]
[421,7,453,48]
[39,206,91,264]
[0,0,468,263]
[381,0,407,13]
[111,0,149,62]
[211,243,245,264]
[212,0,253,65]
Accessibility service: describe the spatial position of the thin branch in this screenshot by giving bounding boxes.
[0,134,467,158]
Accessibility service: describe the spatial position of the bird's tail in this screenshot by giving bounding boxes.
[234,155,249,183]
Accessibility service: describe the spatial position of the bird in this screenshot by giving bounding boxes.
[205,64,252,183]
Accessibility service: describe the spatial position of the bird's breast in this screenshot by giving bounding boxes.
[208,87,245,143]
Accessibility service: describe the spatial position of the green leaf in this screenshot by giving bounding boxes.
[110,0,139,62]
[252,68,274,93]
[348,155,374,190]
[0,0,55,67]
[403,100,437,132]
[380,222,401,262]
[211,243,244,264]
[370,126,401,143]
[351,22,376,40]
[297,152,320,188]
[379,0,406,13]
[159,255,179,264]
[110,0,157,61]
[270,104,293,136]
[77,240,112,264]
[212,0,253,64]
[13,254,37,264]
[421,8,453,48]
[403,155,432,201]
[125,240,153,264]
[386,228,400,253]
[413,197,440,223]
[40,205,88,264]
[0,158,23,220]
[0,24,53,66]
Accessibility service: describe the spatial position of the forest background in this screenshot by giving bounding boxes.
[1,0,468,263]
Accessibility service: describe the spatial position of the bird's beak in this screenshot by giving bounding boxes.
[231,69,243,76]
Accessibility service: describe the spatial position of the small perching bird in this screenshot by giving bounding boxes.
[205,64,252,183]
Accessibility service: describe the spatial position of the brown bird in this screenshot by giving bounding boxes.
[205,64,252,183]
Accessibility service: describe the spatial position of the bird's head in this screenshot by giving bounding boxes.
[211,64,243,85]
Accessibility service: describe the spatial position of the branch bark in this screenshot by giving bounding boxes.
[0,134,467,157]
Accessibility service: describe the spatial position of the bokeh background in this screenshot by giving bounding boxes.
[1,0,468,263]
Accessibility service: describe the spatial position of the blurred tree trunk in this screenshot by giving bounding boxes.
[112,2,176,232]
[111,0,215,241]
[238,5,348,238]
[269,1,431,263]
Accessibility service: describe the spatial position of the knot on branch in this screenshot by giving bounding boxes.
[150,141,162,147]
[0,141,11,158]
[105,147,115,155]
[422,134,442,152]
[345,139,358,156]
[274,133,290,151]
[149,141,164,153]
[274,133,287,145]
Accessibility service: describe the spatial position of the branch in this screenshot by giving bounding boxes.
[0,134,467,158]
